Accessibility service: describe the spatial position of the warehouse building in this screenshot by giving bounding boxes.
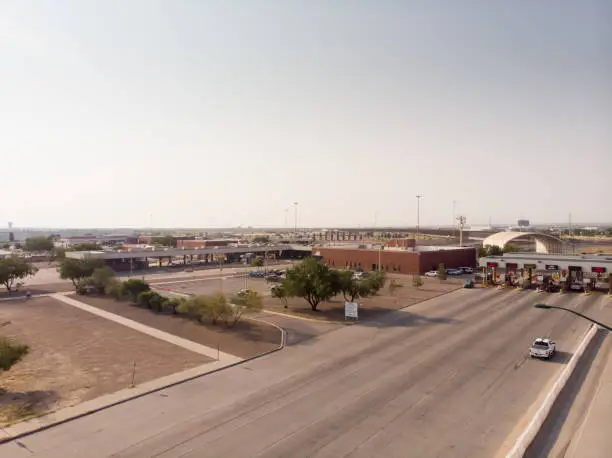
[313,242,476,275]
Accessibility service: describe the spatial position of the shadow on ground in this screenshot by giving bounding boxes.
[547,350,574,365]
[0,390,59,426]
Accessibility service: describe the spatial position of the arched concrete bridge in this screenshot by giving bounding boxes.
[482,231,564,254]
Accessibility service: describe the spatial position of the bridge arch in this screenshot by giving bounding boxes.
[482,231,564,254]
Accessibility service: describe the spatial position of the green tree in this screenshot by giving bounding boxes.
[251,257,264,268]
[166,297,183,315]
[136,291,167,312]
[503,243,520,253]
[0,337,28,372]
[282,257,340,311]
[252,235,270,244]
[0,257,38,293]
[24,236,54,252]
[177,293,231,325]
[437,263,447,281]
[271,284,289,309]
[89,266,116,294]
[59,258,104,288]
[156,235,177,247]
[364,271,386,294]
[119,278,151,302]
[412,275,423,288]
[478,244,504,258]
[177,295,209,322]
[229,290,263,326]
[337,270,373,302]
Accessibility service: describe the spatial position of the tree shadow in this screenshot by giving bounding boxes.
[358,310,460,329]
[0,389,59,425]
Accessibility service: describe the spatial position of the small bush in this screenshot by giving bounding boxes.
[120,279,150,302]
[0,337,29,372]
[412,275,423,288]
[136,291,166,312]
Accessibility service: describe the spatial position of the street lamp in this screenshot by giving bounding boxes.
[534,304,612,332]
[416,195,423,240]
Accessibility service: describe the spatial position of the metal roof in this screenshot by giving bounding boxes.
[66,244,311,260]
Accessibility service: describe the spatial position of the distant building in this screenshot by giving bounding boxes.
[176,239,239,248]
[59,235,129,248]
[313,245,476,274]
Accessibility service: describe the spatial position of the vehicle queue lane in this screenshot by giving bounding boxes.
[0,288,601,458]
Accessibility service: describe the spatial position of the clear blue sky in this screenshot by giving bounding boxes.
[1,1,610,228]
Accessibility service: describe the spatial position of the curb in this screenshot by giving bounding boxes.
[505,323,598,458]
[0,318,286,445]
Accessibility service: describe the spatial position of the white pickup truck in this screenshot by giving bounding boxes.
[529,338,556,359]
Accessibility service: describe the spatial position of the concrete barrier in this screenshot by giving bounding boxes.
[505,324,598,458]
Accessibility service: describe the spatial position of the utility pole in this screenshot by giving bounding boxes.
[293,202,298,237]
[456,215,467,247]
[284,208,288,230]
[416,195,423,240]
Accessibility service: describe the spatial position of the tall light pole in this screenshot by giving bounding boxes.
[284,208,288,230]
[416,195,423,240]
[293,202,298,236]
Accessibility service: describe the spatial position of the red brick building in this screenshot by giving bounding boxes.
[313,246,476,274]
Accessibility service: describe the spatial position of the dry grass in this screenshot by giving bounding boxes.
[0,297,211,426]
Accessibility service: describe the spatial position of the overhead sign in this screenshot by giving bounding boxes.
[545,265,559,271]
[505,263,518,269]
[524,264,537,270]
[592,267,607,273]
[344,302,359,319]
[487,262,498,268]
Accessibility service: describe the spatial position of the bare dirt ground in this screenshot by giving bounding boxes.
[262,276,463,322]
[0,297,211,426]
[163,273,464,322]
[74,295,281,359]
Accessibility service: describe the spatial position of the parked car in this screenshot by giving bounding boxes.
[424,271,438,277]
[447,269,462,276]
[529,338,556,359]
[460,267,474,274]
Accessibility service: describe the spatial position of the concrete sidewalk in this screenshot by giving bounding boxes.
[566,334,612,458]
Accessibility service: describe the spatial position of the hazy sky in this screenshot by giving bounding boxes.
[1,1,611,228]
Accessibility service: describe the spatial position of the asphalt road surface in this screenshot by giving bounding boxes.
[0,287,602,458]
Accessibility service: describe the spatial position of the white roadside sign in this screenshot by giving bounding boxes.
[344,301,359,319]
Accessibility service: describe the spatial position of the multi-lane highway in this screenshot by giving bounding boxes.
[0,287,604,458]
